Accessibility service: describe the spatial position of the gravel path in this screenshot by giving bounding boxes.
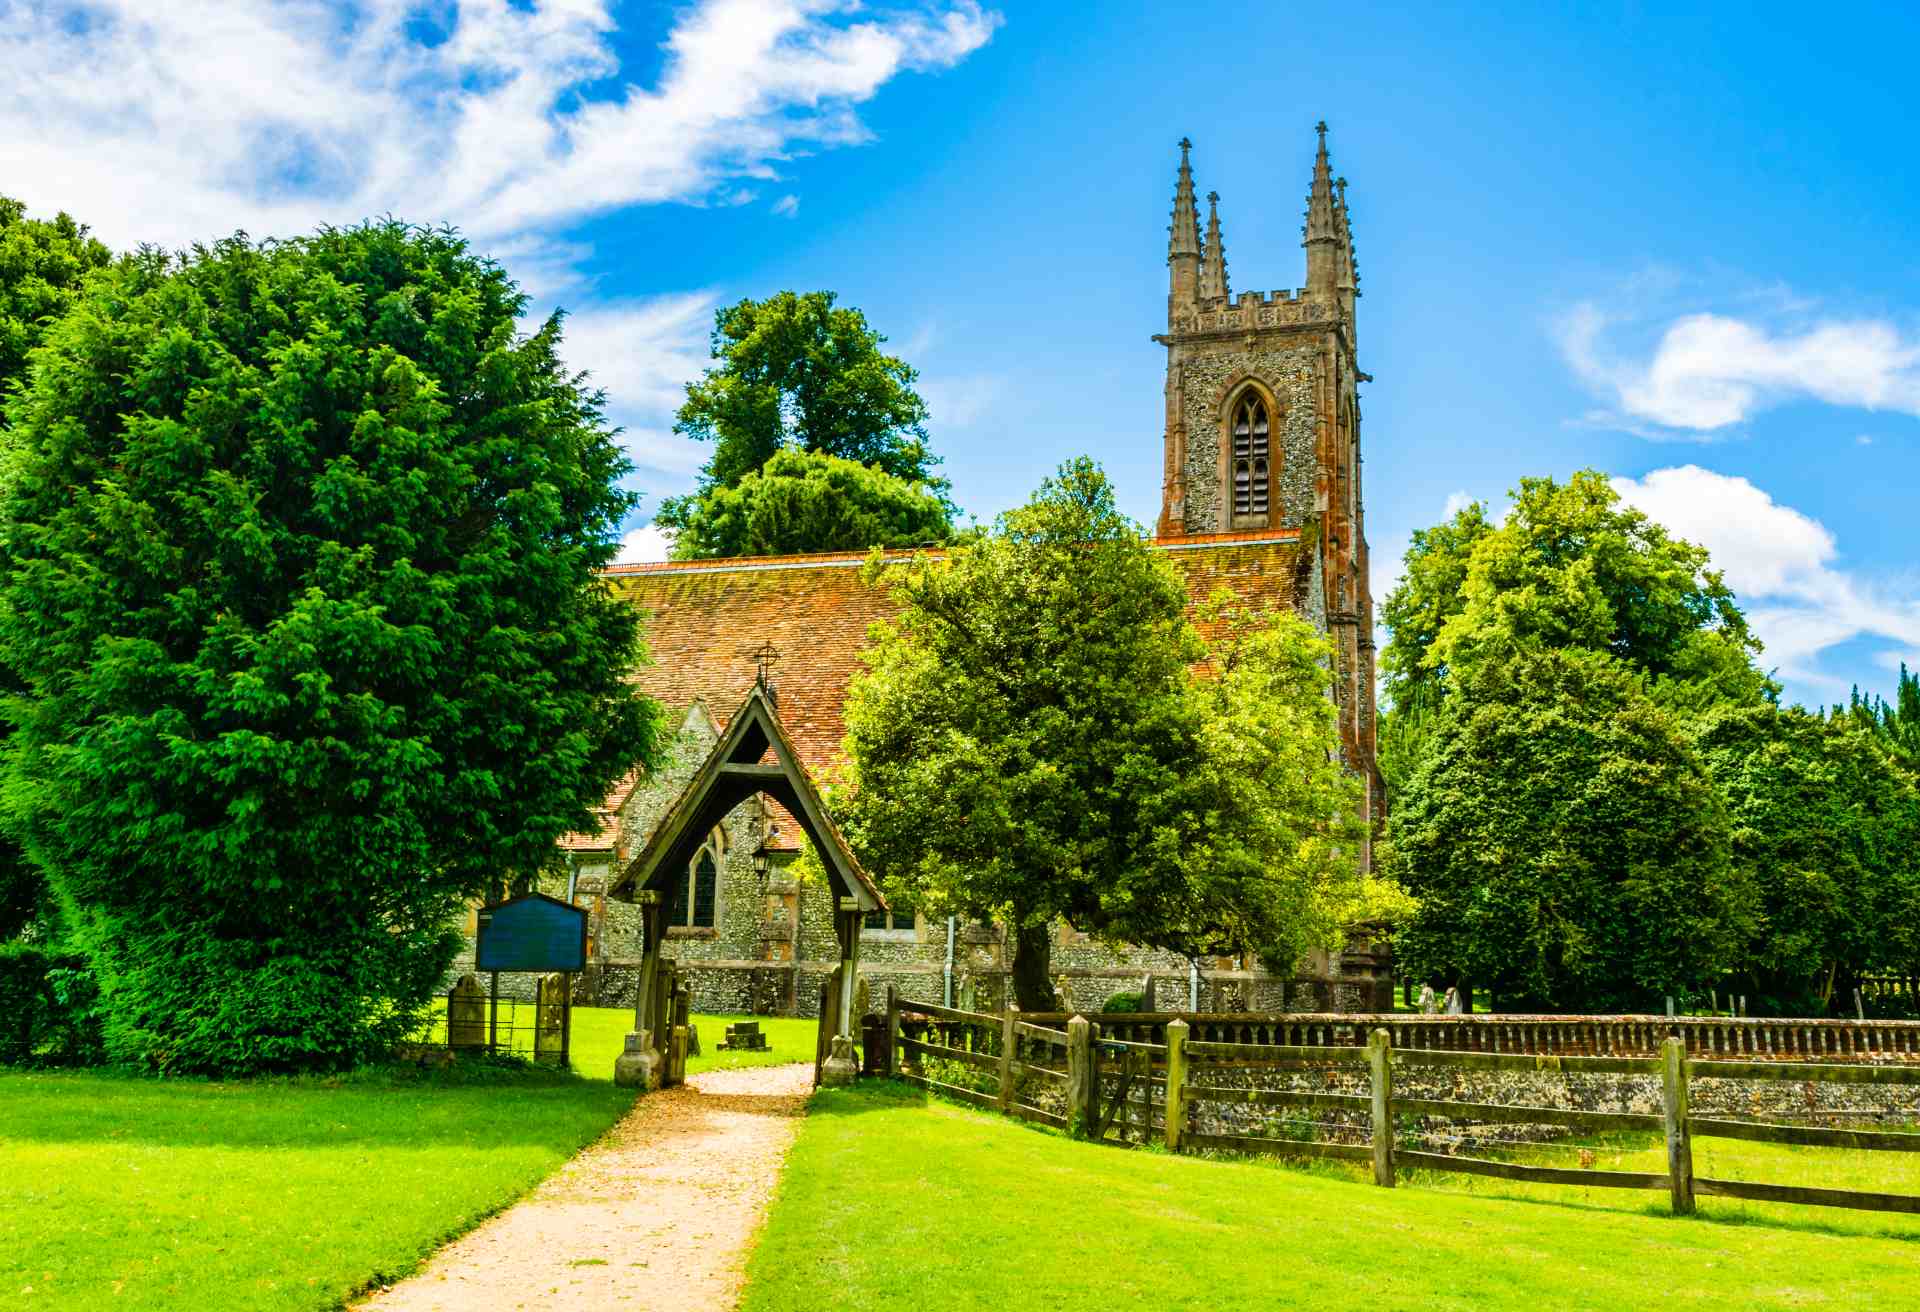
[357,1063,812,1312]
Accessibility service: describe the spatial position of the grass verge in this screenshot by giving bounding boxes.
[0,1062,632,1311]
[0,1008,815,1310]
[740,1081,1920,1312]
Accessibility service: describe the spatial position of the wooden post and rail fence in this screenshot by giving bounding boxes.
[884,988,1920,1218]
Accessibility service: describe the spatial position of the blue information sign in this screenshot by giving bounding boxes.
[475,893,588,973]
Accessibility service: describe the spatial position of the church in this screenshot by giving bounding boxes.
[489,125,1386,1017]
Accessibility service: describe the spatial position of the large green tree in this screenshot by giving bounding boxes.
[0,223,662,1072]
[665,448,953,560]
[837,458,1368,1010]
[656,290,945,553]
[1694,705,1920,1014]
[1390,646,1753,1012]
[1378,470,1774,803]
[0,197,116,939]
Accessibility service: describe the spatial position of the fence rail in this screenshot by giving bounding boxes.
[886,991,1920,1218]
[1015,1010,1920,1062]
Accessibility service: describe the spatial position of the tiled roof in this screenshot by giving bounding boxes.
[598,534,1310,838]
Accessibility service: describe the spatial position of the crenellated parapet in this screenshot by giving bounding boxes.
[1167,287,1337,338]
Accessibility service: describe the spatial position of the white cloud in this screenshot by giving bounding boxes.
[1,0,1001,267]
[771,194,801,217]
[557,292,720,490]
[1560,297,1920,434]
[1611,465,1920,696]
[918,372,1005,429]
[1441,489,1474,519]
[613,524,675,564]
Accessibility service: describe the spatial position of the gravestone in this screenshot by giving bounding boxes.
[448,974,487,1049]
[535,972,567,1063]
[720,1021,770,1051]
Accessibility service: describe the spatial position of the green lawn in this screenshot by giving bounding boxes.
[0,1064,632,1311]
[741,1082,1920,1312]
[0,1008,816,1311]
[566,1005,818,1081]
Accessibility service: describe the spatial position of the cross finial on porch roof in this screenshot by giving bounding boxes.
[746,640,781,690]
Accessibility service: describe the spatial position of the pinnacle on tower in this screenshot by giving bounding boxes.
[1167,137,1203,312]
[1200,190,1229,302]
[1304,120,1341,297]
[1335,175,1359,296]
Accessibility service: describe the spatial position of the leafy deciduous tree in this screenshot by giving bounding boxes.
[0,223,662,1072]
[837,458,1368,1010]
[1390,646,1753,1012]
[665,447,953,560]
[655,290,945,550]
[1695,705,1920,1014]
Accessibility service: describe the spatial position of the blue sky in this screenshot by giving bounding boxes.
[4,1,1916,707]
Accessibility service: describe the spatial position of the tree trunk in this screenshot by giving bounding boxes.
[1010,921,1058,1012]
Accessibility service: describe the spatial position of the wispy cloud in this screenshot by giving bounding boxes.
[1611,465,1920,698]
[771,194,801,218]
[560,291,720,494]
[1,0,1001,288]
[1557,277,1920,436]
[918,372,1005,430]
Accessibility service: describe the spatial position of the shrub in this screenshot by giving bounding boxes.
[1101,991,1145,1014]
[0,942,103,1065]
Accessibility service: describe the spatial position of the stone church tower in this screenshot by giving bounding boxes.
[1155,124,1380,825]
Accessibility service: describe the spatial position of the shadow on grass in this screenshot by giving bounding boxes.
[0,1061,634,1151]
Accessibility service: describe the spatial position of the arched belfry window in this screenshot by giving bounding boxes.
[1231,392,1271,522]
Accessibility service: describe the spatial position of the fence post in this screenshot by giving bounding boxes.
[885,984,900,1078]
[998,1004,1017,1113]
[1367,1027,1395,1188]
[1164,1018,1189,1151]
[1661,1034,1694,1215]
[1066,1015,1093,1138]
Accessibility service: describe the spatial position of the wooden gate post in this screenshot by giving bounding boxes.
[885,985,901,1078]
[1367,1027,1394,1187]
[1164,1018,1189,1151]
[1065,1015,1093,1138]
[998,1004,1017,1113]
[1661,1034,1695,1215]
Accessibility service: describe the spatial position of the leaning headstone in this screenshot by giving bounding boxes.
[448,974,487,1050]
[1417,984,1437,1015]
[1140,974,1156,1014]
[1444,986,1463,1015]
[686,1023,702,1058]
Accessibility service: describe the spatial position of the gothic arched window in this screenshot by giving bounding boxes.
[1231,392,1271,522]
[671,826,724,929]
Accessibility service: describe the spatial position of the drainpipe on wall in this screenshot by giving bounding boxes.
[565,851,580,904]
[944,916,957,1008]
[1189,958,1200,1012]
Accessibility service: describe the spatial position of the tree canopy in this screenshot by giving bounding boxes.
[0,197,116,939]
[1694,705,1920,1013]
[1389,647,1753,1012]
[837,458,1368,1010]
[665,447,953,560]
[0,222,662,1071]
[0,197,114,405]
[655,290,946,552]
[1845,664,1920,770]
